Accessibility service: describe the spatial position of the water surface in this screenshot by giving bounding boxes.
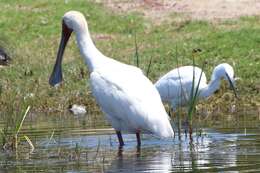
[0,113,260,172]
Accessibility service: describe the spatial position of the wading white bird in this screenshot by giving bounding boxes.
[155,63,238,111]
[49,11,174,147]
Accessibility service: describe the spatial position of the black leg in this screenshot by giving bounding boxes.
[116,131,124,147]
[136,132,141,146]
[117,146,123,157]
[136,145,141,157]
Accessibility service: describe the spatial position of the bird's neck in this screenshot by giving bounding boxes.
[199,77,221,98]
[75,29,106,72]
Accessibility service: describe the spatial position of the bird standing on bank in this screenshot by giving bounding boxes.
[49,11,174,147]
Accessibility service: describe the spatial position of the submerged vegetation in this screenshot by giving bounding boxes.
[0,1,259,133]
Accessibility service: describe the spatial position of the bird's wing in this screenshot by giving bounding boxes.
[90,67,173,138]
[155,68,190,103]
[155,66,207,104]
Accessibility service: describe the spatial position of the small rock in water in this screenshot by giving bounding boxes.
[69,104,87,115]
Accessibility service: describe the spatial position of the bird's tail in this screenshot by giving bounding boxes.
[152,115,174,139]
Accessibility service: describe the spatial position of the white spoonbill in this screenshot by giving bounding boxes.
[155,63,238,111]
[49,11,174,147]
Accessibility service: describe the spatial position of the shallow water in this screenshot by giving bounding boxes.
[0,113,260,172]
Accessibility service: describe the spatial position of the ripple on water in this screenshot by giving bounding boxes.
[0,113,260,172]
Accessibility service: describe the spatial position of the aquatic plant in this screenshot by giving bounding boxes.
[187,50,205,139]
[146,56,153,78]
[174,46,183,139]
[134,32,139,68]
[1,106,34,152]
[172,47,205,139]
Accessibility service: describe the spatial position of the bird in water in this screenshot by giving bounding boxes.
[49,11,174,147]
[155,63,238,111]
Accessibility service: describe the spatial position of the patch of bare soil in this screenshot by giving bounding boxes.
[96,0,260,23]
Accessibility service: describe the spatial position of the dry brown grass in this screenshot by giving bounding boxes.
[97,0,260,23]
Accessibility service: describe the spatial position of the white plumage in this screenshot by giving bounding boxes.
[155,63,237,111]
[49,11,174,146]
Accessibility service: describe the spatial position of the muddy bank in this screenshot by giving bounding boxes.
[97,0,260,22]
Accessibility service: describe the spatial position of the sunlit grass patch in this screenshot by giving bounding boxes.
[0,0,259,117]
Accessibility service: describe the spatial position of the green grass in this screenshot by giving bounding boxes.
[1,105,33,151]
[0,0,259,118]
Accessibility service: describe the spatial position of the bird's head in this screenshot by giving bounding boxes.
[63,11,88,33]
[49,11,87,86]
[213,63,238,98]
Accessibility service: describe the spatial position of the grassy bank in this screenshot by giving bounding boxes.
[0,0,259,117]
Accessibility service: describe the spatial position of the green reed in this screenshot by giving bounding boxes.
[1,106,34,152]
[187,50,205,139]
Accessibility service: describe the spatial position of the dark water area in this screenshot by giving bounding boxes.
[0,113,260,173]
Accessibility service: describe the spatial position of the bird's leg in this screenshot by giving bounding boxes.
[136,132,141,147]
[116,131,124,147]
[117,146,123,157]
[136,145,141,157]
